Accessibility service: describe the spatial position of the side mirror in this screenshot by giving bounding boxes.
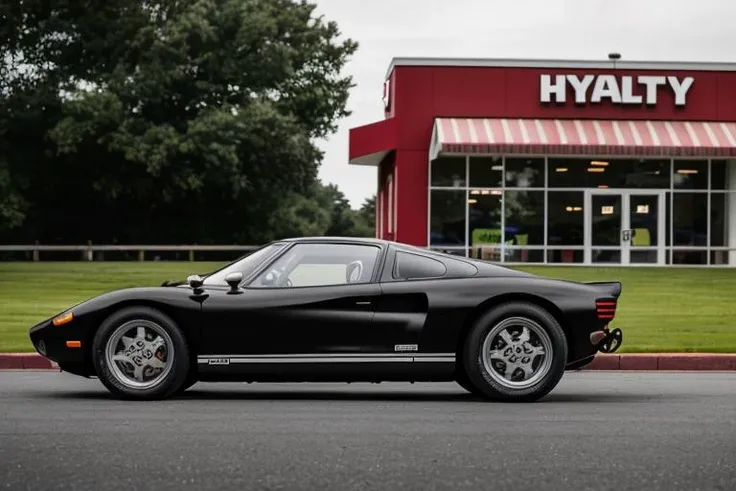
[225,272,243,293]
[187,274,204,289]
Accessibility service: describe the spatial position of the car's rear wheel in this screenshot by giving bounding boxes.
[462,302,567,402]
[92,306,190,400]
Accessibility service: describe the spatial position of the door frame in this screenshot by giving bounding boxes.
[584,189,666,265]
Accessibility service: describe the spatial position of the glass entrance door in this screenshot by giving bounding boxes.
[585,190,665,265]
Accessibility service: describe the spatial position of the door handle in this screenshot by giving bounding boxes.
[621,229,632,242]
[355,301,372,306]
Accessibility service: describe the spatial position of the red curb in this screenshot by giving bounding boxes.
[0,353,25,370]
[657,353,736,371]
[584,354,620,370]
[583,353,736,371]
[619,354,659,371]
[0,353,57,370]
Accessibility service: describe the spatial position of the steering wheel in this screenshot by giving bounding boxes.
[262,268,291,287]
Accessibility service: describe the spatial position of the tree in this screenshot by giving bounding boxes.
[266,183,374,240]
[358,194,376,227]
[0,0,357,245]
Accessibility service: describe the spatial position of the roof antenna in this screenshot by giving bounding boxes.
[608,52,621,70]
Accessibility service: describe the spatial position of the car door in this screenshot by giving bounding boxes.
[372,247,446,353]
[198,242,389,358]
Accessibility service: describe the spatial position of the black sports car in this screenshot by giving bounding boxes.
[29,237,623,402]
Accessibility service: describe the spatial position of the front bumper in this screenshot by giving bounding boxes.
[29,317,89,367]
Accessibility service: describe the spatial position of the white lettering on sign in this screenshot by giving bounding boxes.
[540,74,694,106]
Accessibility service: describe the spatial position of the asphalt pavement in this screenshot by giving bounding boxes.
[1,371,735,491]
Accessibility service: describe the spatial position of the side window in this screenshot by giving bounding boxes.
[393,252,447,280]
[250,243,381,288]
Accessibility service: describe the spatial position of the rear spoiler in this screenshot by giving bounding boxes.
[585,281,622,299]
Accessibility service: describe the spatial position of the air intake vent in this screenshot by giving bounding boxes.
[595,299,617,320]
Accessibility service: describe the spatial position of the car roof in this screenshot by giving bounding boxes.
[278,236,392,246]
[274,236,532,277]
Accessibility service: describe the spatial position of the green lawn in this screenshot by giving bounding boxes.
[1,262,734,353]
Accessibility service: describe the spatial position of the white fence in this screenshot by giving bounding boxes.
[0,244,260,261]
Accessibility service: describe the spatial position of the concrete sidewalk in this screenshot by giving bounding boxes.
[2,352,736,371]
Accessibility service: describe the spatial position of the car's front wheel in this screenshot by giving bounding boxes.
[92,306,190,400]
[462,302,567,402]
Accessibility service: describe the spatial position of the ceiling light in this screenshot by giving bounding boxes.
[573,206,582,211]
[598,185,609,188]
[587,167,605,173]
[565,206,573,212]
[491,165,503,171]
[677,169,698,174]
[555,167,568,172]
[591,160,609,166]
[468,199,477,204]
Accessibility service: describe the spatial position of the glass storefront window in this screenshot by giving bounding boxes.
[548,158,670,189]
[506,249,545,263]
[547,249,584,263]
[426,155,733,265]
[429,190,466,246]
[711,160,735,191]
[504,190,544,245]
[505,158,544,188]
[711,250,736,265]
[672,193,707,247]
[671,249,707,265]
[468,157,502,187]
[430,157,466,187]
[709,192,736,248]
[468,190,502,260]
[673,160,708,190]
[547,191,584,246]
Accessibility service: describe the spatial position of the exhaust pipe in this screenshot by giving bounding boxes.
[590,330,608,345]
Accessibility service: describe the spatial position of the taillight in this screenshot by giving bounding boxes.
[596,299,617,320]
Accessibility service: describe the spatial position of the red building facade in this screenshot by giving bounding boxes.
[348,57,736,266]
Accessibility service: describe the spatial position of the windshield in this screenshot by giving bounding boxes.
[202,242,286,286]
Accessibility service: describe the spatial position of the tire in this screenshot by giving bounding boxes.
[91,306,190,400]
[176,374,198,394]
[462,302,567,402]
[455,369,484,397]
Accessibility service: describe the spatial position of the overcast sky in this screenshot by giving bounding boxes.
[311,0,736,208]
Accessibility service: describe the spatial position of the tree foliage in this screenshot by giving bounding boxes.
[0,0,372,244]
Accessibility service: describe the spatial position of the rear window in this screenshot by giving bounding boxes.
[393,252,447,279]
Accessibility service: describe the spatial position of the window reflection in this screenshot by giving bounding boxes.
[547,191,584,246]
[710,193,730,247]
[430,157,466,187]
[711,160,731,190]
[673,160,707,190]
[504,190,544,245]
[468,190,502,260]
[469,157,502,187]
[547,249,584,263]
[548,158,670,188]
[672,193,707,246]
[505,158,544,188]
[430,190,466,246]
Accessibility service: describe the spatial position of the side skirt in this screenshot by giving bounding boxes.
[196,353,457,383]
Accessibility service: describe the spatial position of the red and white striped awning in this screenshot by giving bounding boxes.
[430,118,736,159]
